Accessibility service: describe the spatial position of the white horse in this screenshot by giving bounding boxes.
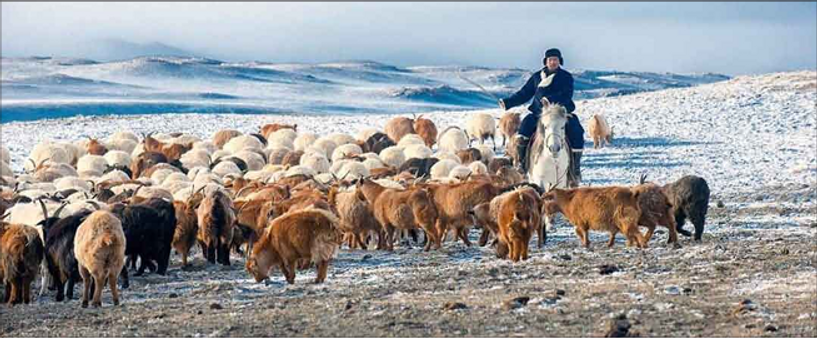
[526,98,572,231]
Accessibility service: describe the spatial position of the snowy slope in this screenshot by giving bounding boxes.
[2,70,814,198]
[1,56,729,122]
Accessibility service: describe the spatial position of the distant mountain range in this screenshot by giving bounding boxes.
[0,54,730,122]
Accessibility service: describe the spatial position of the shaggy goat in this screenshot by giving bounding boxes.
[587,113,613,149]
[662,175,710,241]
[384,116,416,143]
[498,111,521,149]
[196,189,236,265]
[0,221,44,305]
[413,115,438,148]
[73,210,126,308]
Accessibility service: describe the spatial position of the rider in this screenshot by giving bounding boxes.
[499,48,584,185]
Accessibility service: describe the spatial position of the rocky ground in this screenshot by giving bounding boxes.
[2,184,815,337]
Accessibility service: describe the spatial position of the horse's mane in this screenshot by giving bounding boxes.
[528,104,568,168]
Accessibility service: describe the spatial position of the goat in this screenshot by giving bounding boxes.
[466,113,498,150]
[73,210,126,308]
[587,113,613,149]
[384,116,416,143]
[632,175,679,246]
[496,188,542,262]
[661,175,711,241]
[196,189,236,265]
[246,207,342,284]
[413,115,438,148]
[0,221,44,305]
[498,111,521,149]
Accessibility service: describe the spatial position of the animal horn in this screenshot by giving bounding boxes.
[234,186,251,199]
[37,198,49,220]
[0,212,9,221]
[53,202,68,219]
[86,200,101,211]
[27,158,36,172]
[37,158,51,169]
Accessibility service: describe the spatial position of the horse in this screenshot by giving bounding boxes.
[526,98,573,232]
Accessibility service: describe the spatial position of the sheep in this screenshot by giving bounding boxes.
[437,126,469,153]
[399,158,439,178]
[379,146,406,169]
[498,111,522,148]
[34,163,80,183]
[475,145,495,164]
[224,135,264,154]
[268,128,298,145]
[179,149,211,169]
[130,152,169,179]
[312,138,338,159]
[212,129,243,149]
[661,175,710,241]
[0,222,44,305]
[423,180,501,246]
[73,210,126,308]
[290,133,315,153]
[99,170,131,185]
[110,131,139,143]
[266,148,291,165]
[432,151,462,165]
[466,112,498,150]
[542,186,647,249]
[397,134,426,147]
[403,144,433,160]
[245,207,342,284]
[384,116,416,143]
[328,133,357,147]
[26,142,71,172]
[196,189,236,265]
[328,187,384,250]
[299,153,331,174]
[468,161,489,176]
[1,162,13,178]
[267,137,294,151]
[430,159,460,180]
[106,138,138,155]
[192,141,217,154]
[260,123,297,140]
[58,142,84,166]
[413,115,438,148]
[355,128,379,144]
[448,165,472,181]
[1,145,11,165]
[211,161,243,178]
[337,162,369,180]
[495,188,543,261]
[362,158,387,171]
[331,144,364,162]
[587,113,613,149]
[631,180,679,247]
[54,177,93,193]
[361,132,395,154]
[234,150,266,172]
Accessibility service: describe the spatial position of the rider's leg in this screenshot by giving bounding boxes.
[566,116,585,186]
[514,113,538,172]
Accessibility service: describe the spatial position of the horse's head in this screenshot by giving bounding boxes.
[537,100,570,154]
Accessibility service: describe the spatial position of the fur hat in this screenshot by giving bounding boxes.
[544,48,564,66]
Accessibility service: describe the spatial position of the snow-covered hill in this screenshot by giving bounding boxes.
[1,56,729,122]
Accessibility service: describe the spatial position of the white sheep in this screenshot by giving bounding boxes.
[312,138,338,159]
[300,153,331,174]
[54,176,93,193]
[403,144,433,160]
[475,145,496,163]
[211,150,231,162]
[430,158,460,180]
[267,137,294,151]
[57,142,83,165]
[224,135,264,154]
[134,186,174,201]
[99,170,130,184]
[105,138,137,155]
[437,127,469,153]
[270,128,298,143]
[110,131,139,143]
[1,145,11,164]
[170,134,201,147]
[328,133,357,146]
[468,161,489,176]
[379,146,406,168]
[163,180,193,195]
[104,151,131,168]
[397,134,425,147]
[187,167,211,180]
[265,148,290,165]
[180,149,211,169]
[331,144,364,162]
[243,170,275,183]
[150,168,179,185]
[448,165,473,180]
[466,112,497,149]
[234,150,266,171]
[356,128,379,143]
[362,158,386,170]
[26,142,70,172]
[337,161,369,180]
[211,161,242,178]
[130,143,145,158]
[193,172,223,187]
[192,141,217,154]
[293,133,318,152]
[77,155,108,176]
[284,165,317,178]
[162,172,190,184]
[433,151,462,164]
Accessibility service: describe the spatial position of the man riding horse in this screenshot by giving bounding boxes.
[499,48,584,186]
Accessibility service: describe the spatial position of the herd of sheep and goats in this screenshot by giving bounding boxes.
[0,107,711,308]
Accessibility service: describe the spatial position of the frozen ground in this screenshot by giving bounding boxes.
[0,70,815,337]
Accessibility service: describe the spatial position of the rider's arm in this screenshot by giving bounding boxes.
[500,73,538,110]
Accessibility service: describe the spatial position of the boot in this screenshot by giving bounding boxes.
[568,150,582,187]
[514,135,530,172]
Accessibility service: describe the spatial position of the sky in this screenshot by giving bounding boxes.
[2,2,816,75]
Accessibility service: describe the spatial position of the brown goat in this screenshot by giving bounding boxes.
[260,123,297,140]
[384,116,415,143]
[497,189,542,262]
[0,222,44,305]
[543,187,646,249]
[372,186,439,251]
[498,112,521,149]
[196,189,236,265]
[246,208,342,284]
[86,137,109,156]
[172,200,199,266]
[423,181,500,246]
[328,186,384,250]
[456,148,482,165]
[130,152,169,179]
[161,143,193,162]
[413,115,438,148]
[212,129,243,149]
[281,150,304,167]
[73,210,126,308]
[632,182,679,246]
